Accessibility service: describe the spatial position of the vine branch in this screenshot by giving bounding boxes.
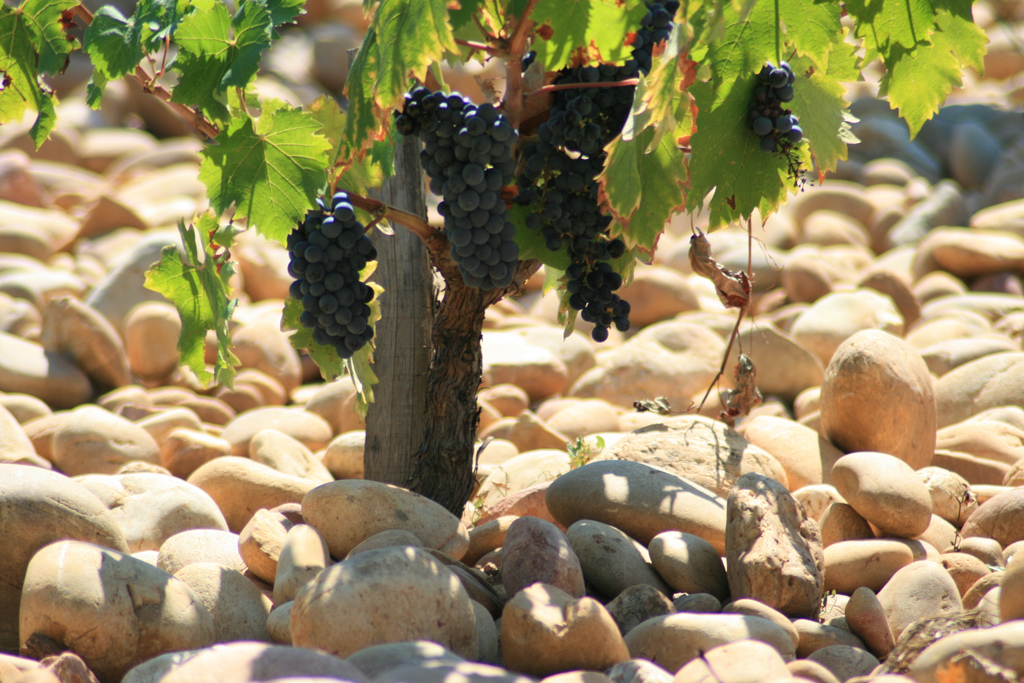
[70,3,222,141]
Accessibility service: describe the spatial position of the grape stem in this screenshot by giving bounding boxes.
[343,191,440,244]
[71,4,222,141]
[530,78,639,95]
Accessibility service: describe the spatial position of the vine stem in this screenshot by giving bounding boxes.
[70,4,222,141]
[344,191,440,245]
[502,0,540,131]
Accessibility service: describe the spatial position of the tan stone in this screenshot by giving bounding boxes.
[740,416,844,490]
[221,407,333,456]
[877,561,963,639]
[501,583,629,677]
[821,331,937,471]
[479,411,571,453]
[819,502,874,547]
[19,540,215,682]
[124,301,181,381]
[173,562,272,643]
[238,507,297,584]
[605,415,788,499]
[290,546,477,660]
[502,517,585,600]
[187,456,318,532]
[249,428,333,484]
[792,619,866,657]
[823,540,916,594]
[302,479,469,560]
[648,530,728,601]
[623,612,796,674]
[321,430,365,480]
[40,296,130,391]
[51,405,161,475]
[274,523,331,605]
[545,459,729,554]
[673,639,792,683]
[962,487,1024,548]
[835,450,931,538]
[160,428,231,479]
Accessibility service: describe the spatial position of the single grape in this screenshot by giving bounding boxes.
[752,116,773,136]
[787,126,804,143]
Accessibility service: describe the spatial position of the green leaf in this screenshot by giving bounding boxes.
[85,70,107,109]
[600,124,686,255]
[136,0,188,51]
[531,0,647,70]
[171,0,273,123]
[0,5,46,127]
[22,0,78,76]
[686,78,808,230]
[776,0,842,71]
[704,0,775,92]
[788,54,854,177]
[845,0,936,65]
[342,0,459,159]
[83,5,144,80]
[144,213,239,388]
[29,90,55,147]
[266,0,304,31]
[877,28,962,138]
[933,0,987,74]
[347,280,382,415]
[199,100,332,244]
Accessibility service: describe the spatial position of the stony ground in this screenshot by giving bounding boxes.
[1,2,1024,683]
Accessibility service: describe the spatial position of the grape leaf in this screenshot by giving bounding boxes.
[703,0,775,92]
[686,78,808,230]
[932,0,987,74]
[29,90,55,147]
[639,21,699,147]
[531,0,648,70]
[787,54,856,178]
[171,0,273,123]
[266,0,305,32]
[144,213,239,388]
[21,0,78,76]
[776,0,842,71]
[877,5,987,137]
[0,3,53,139]
[845,0,936,65]
[310,95,394,193]
[199,100,332,245]
[347,279,382,415]
[136,0,188,51]
[83,5,144,80]
[342,0,459,160]
[600,124,686,256]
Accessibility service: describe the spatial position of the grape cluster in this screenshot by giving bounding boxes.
[395,88,520,289]
[749,62,803,153]
[286,192,377,358]
[515,0,676,342]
